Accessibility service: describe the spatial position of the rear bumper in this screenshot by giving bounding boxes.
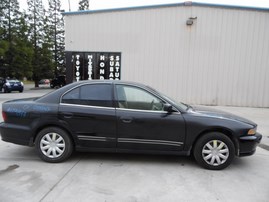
[0,122,33,146]
[238,133,262,156]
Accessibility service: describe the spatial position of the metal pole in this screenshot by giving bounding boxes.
[68,0,71,11]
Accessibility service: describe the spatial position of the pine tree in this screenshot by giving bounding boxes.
[47,0,65,76]
[0,1,8,74]
[0,34,8,77]
[27,0,53,86]
[0,0,23,78]
[10,12,33,79]
[0,0,10,40]
[78,0,89,10]
[27,0,45,49]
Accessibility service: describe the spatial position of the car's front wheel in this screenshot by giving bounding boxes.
[193,132,235,170]
[35,127,73,163]
[3,87,10,93]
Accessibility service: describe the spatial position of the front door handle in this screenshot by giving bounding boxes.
[120,117,133,124]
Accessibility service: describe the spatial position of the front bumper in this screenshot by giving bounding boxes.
[7,86,24,91]
[238,132,262,156]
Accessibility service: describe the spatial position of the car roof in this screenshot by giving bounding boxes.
[36,80,151,104]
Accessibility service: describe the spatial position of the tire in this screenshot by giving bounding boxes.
[4,88,10,93]
[193,132,235,170]
[35,127,73,163]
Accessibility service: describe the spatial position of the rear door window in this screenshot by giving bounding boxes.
[62,84,113,108]
[80,84,113,107]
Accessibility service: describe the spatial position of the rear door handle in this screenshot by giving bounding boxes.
[61,112,73,119]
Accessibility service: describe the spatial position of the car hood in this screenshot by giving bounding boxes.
[189,105,257,126]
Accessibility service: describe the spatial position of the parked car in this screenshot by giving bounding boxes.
[0,78,24,93]
[39,79,50,85]
[0,77,4,89]
[0,80,262,169]
[50,75,66,88]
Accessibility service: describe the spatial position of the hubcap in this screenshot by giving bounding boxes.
[40,132,65,158]
[202,140,229,166]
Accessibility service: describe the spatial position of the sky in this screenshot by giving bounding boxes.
[18,0,269,12]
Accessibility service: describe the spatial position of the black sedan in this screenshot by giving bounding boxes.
[0,80,262,170]
[0,78,24,93]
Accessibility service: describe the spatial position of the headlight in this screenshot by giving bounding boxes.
[247,127,257,135]
[5,82,10,86]
[21,82,24,86]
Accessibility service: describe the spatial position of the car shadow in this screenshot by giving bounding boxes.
[4,147,249,170]
[69,152,250,171]
[1,146,39,161]
[70,151,197,167]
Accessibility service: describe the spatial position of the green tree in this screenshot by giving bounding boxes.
[27,0,44,48]
[38,43,54,79]
[0,0,23,78]
[27,0,54,86]
[0,0,10,40]
[0,36,8,77]
[78,0,89,10]
[9,13,33,79]
[47,0,65,76]
[0,1,7,76]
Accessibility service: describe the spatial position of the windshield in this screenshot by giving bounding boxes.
[7,80,20,83]
[161,94,189,111]
[146,85,189,111]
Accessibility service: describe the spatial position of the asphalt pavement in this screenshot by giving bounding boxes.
[0,85,268,202]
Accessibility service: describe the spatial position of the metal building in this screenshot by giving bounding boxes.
[64,2,269,107]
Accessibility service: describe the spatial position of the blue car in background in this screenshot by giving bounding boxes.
[0,78,24,93]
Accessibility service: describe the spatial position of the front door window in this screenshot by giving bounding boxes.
[116,85,165,111]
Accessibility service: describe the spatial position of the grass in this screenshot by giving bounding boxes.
[23,80,35,84]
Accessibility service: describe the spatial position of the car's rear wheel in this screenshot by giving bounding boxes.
[193,132,235,170]
[35,127,73,163]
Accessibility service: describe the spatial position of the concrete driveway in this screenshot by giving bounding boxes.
[0,86,268,202]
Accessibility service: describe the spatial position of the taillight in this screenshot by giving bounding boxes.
[2,111,7,122]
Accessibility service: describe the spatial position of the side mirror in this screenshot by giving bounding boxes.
[163,104,173,113]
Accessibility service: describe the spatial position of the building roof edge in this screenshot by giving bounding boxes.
[63,1,269,16]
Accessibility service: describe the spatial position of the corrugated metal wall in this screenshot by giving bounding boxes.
[65,4,269,107]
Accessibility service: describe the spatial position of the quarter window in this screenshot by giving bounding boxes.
[62,87,80,104]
